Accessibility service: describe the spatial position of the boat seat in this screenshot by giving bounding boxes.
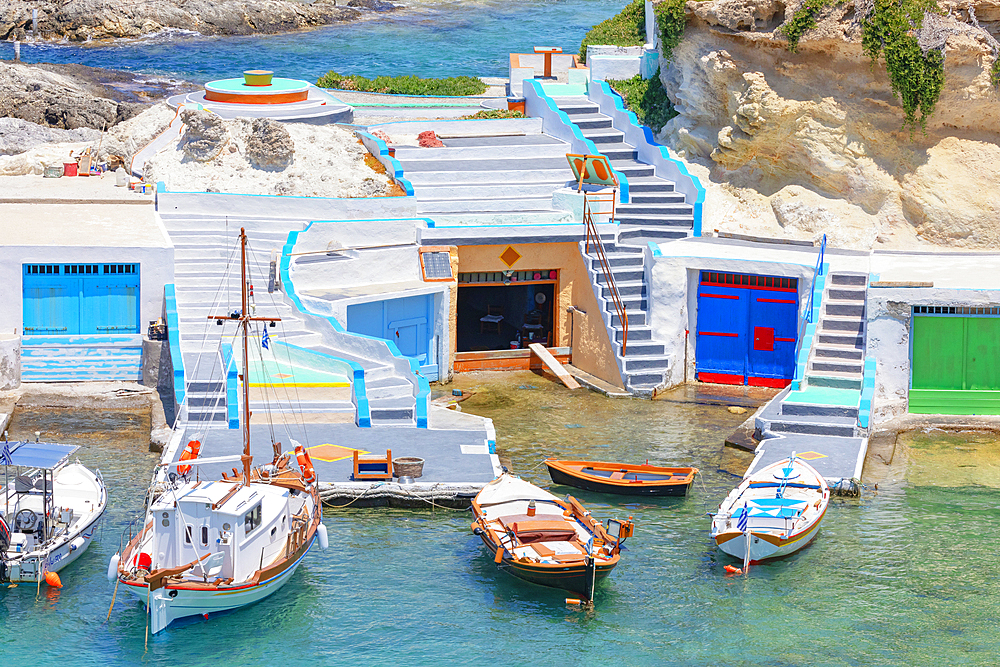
[610,471,626,480]
[353,449,393,480]
[497,515,576,544]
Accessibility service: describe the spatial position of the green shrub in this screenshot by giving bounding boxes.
[779,0,833,52]
[462,109,525,120]
[654,0,687,63]
[861,0,944,133]
[579,0,646,60]
[606,69,677,133]
[316,71,487,96]
[991,56,1000,87]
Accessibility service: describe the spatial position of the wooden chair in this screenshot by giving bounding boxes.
[353,449,393,480]
[480,305,503,334]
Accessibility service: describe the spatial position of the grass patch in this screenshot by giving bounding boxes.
[316,71,486,96]
[579,0,646,60]
[605,68,677,133]
[462,109,525,120]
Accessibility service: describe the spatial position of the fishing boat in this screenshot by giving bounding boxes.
[112,228,327,634]
[544,459,698,496]
[710,454,829,568]
[471,473,633,601]
[1,440,107,583]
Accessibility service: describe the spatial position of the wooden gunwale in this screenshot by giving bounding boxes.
[545,459,698,488]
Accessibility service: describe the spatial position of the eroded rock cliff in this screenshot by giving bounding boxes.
[657,0,1000,248]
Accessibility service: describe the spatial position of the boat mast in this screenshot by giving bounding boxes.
[208,227,282,487]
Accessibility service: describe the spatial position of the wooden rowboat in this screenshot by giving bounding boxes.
[471,474,634,601]
[544,459,699,496]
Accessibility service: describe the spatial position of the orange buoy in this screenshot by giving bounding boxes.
[177,439,202,475]
[294,443,316,484]
[565,598,582,606]
[45,571,62,588]
[723,565,743,575]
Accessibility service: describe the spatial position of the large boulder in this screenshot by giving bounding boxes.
[246,118,294,170]
[179,109,229,162]
[0,117,100,155]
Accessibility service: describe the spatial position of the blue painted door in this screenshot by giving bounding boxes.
[23,263,139,335]
[748,291,798,384]
[695,286,748,384]
[347,294,437,380]
[696,272,798,387]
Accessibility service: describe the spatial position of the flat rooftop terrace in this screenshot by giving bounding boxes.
[0,174,152,204]
[1,201,167,247]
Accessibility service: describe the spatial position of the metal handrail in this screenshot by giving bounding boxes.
[793,233,828,383]
[583,193,627,354]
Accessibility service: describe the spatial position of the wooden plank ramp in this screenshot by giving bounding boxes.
[528,343,580,390]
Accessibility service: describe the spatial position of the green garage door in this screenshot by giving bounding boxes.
[910,315,1000,414]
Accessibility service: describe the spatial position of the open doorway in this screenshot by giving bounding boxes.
[457,282,554,352]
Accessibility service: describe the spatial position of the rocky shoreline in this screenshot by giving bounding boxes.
[0,0,397,42]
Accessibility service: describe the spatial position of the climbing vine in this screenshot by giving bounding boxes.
[653,0,688,63]
[861,0,944,133]
[779,0,834,52]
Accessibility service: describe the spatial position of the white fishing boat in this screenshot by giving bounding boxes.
[112,228,327,634]
[1,440,107,583]
[710,454,829,567]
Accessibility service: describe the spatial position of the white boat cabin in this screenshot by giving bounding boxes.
[148,480,304,583]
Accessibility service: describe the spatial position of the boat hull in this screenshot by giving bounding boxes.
[546,463,694,497]
[476,534,616,597]
[123,534,315,633]
[714,506,826,564]
[6,511,103,582]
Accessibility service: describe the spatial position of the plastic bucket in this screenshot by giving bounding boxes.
[63,161,78,177]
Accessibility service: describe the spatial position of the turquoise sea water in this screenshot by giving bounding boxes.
[0,0,625,83]
[1,376,998,666]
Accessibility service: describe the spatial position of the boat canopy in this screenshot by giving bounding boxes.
[0,441,79,469]
[737,498,808,519]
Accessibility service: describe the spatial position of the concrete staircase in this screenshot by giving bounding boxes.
[395,135,575,216]
[580,241,670,393]
[160,213,419,429]
[20,335,143,382]
[550,96,694,246]
[806,273,867,391]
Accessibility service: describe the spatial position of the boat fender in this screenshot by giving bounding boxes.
[723,565,743,575]
[107,553,120,581]
[473,527,484,536]
[69,536,86,552]
[295,443,316,485]
[177,439,202,476]
[45,571,63,588]
[317,524,329,550]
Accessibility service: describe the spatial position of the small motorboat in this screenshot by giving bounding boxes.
[471,473,633,601]
[710,454,829,567]
[544,459,698,496]
[1,440,107,583]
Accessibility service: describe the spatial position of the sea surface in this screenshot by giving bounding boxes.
[1,373,998,666]
[0,0,626,84]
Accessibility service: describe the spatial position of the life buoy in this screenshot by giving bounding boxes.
[177,439,202,475]
[295,443,316,484]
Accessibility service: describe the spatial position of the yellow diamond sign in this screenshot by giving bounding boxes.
[797,451,827,460]
[499,246,522,268]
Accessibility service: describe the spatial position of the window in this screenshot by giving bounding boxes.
[185,525,193,543]
[201,526,209,546]
[244,503,262,535]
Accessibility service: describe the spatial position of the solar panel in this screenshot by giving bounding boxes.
[421,251,453,280]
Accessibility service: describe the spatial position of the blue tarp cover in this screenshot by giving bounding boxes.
[1,442,79,469]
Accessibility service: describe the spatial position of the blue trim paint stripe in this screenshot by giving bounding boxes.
[355,130,416,196]
[280,236,371,428]
[858,356,876,429]
[524,78,629,205]
[593,80,705,235]
[219,343,240,430]
[283,225,429,428]
[164,284,186,407]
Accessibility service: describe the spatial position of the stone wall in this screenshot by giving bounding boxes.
[0,334,20,390]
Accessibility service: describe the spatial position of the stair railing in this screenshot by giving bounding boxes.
[804,233,827,325]
[792,233,828,388]
[583,193,627,355]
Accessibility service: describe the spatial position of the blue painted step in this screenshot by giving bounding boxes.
[21,334,142,382]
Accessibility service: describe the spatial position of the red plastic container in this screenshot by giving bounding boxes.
[63,161,78,177]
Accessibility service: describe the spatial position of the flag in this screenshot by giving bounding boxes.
[737,503,748,533]
[261,328,270,350]
[0,441,11,466]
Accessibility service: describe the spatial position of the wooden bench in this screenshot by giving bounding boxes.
[353,449,393,480]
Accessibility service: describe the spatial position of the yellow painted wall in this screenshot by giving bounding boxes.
[455,243,624,389]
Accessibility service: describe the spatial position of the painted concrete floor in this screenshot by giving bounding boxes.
[174,421,496,484]
[783,386,861,407]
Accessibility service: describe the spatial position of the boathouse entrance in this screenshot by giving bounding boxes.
[346,293,438,381]
[695,270,798,388]
[455,274,556,354]
[909,307,1000,415]
[22,263,140,335]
